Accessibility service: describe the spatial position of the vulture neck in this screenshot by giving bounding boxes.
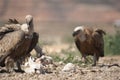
[29,20,34,33]
[78,35,86,42]
[26,20,34,38]
[78,30,86,42]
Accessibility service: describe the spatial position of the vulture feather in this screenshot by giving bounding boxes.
[73,26,106,66]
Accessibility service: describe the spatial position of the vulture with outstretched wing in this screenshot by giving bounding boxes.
[72,26,106,66]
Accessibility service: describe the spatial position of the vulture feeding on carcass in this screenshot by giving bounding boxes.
[0,15,39,72]
[72,26,106,66]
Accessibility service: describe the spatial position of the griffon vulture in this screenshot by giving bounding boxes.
[0,15,39,72]
[72,26,106,66]
[8,18,44,57]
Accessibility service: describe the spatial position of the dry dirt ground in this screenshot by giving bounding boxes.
[0,56,120,80]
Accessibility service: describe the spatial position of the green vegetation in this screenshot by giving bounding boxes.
[51,46,93,66]
[104,30,120,55]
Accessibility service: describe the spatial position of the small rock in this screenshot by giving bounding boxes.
[62,63,76,72]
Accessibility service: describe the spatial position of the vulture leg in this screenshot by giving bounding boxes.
[5,56,14,72]
[96,55,99,61]
[34,44,44,57]
[15,59,24,72]
[82,54,88,63]
[92,53,98,66]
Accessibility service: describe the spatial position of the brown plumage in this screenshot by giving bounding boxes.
[72,26,106,66]
[0,15,39,72]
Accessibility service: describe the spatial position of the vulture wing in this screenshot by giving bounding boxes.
[20,32,40,58]
[27,32,39,54]
[0,30,25,66]
[0,24,21,39]
[75,40,81,52]
[92,29,105,57]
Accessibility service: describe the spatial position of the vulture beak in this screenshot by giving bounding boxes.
[72,31,79,37]
[72,32,76,37]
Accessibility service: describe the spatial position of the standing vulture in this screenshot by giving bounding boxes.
[8,18,44,57]
[72,26,106,66]
[0,15,39,72]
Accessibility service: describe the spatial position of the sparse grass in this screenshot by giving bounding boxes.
[50,46,93,66]
[50,54,63,62]
[104,29,120,55]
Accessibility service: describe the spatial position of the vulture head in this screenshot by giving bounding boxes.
[25,15,33,25]
[72,26,86,42]
[21,15,34,35]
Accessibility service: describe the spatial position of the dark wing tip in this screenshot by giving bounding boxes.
[14,19,19,24]
[8,18,19,24]
[95,29,106,35]
[8,19,13,23]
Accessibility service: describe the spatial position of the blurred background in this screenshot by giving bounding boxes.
[0,0,120,56]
